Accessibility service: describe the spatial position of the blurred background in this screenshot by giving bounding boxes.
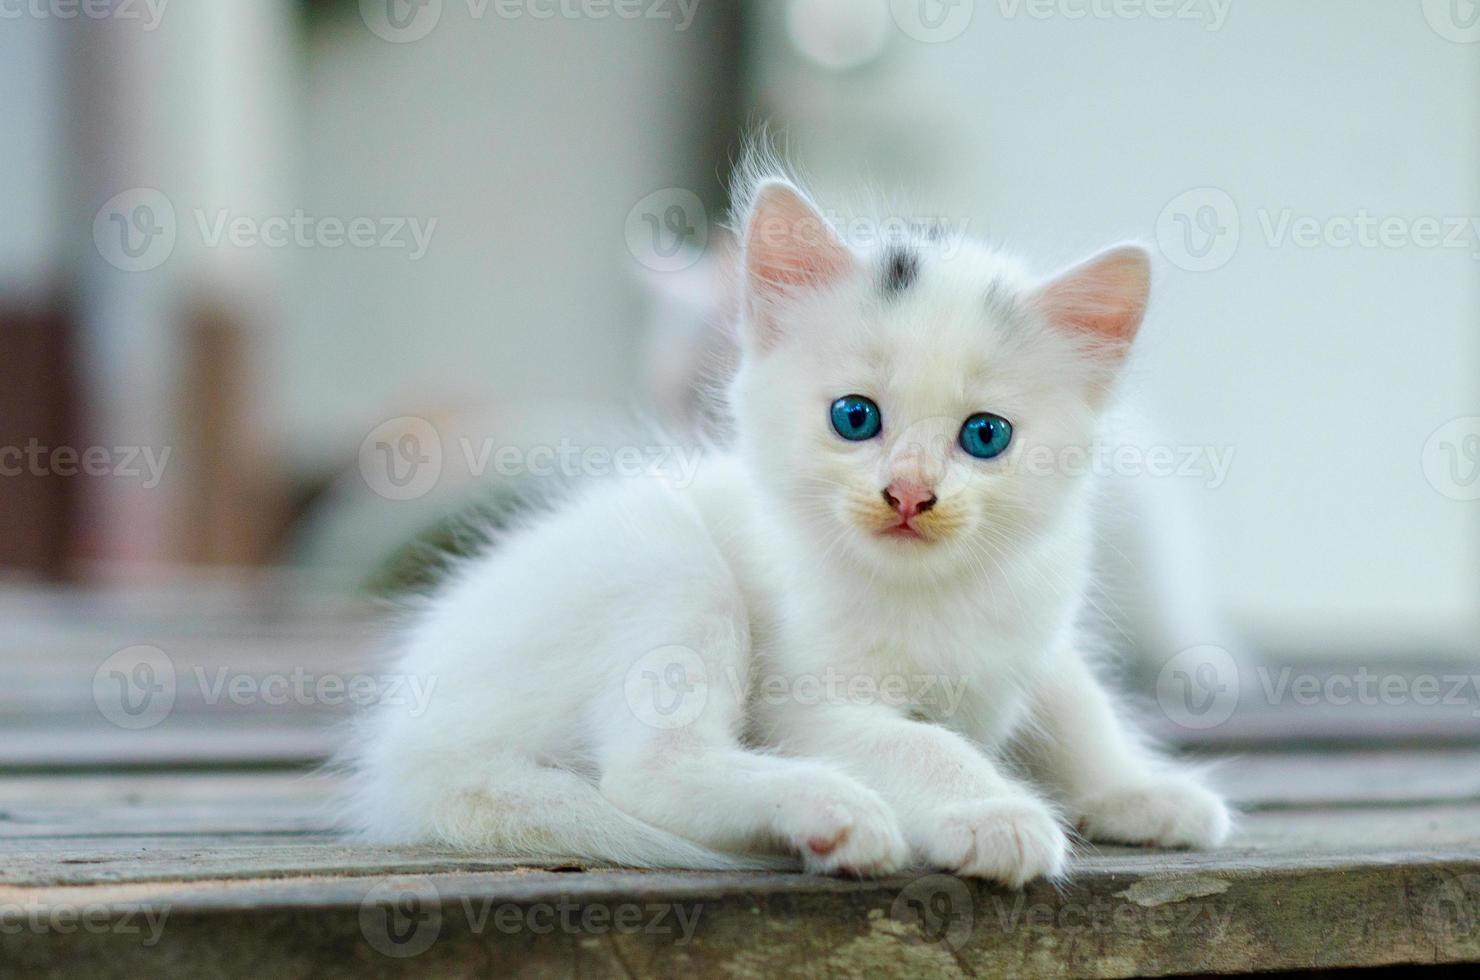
[1,0,1477,680]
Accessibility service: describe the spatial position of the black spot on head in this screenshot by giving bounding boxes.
[881,247,919,298]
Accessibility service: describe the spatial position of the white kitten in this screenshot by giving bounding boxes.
[347,165,1231,885]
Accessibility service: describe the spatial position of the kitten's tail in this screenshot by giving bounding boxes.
[344,750,790,872]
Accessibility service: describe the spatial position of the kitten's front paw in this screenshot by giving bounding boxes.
[1075,778,1231,849]
[917,798,1069,888]
[774,777,909,877]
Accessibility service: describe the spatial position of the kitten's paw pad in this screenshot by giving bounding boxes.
[1075,779,1231,849]
[775,783,908,877]
[920,798,1068,887]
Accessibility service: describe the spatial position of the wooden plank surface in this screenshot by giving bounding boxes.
[3,584,1479,977]
[1,756,1479,977]
[1,823,1478,978]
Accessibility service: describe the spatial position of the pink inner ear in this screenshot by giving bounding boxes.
[744,182,851,295]
[1033,246,1151,346]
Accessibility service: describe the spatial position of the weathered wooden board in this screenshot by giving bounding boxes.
[2,840,1478,978]
[3,585,1479,976]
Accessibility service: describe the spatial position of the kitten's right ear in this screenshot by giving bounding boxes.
[740,180,852,350]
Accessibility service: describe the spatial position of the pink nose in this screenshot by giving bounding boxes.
[882,481,937,520]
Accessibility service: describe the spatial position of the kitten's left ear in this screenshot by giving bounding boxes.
[740,180,854,350]
[1030,244,1151,351]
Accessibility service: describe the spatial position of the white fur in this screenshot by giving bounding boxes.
[346,167,1230,885]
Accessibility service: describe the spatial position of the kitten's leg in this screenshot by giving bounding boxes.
[592,667,908,876]
[768,703,1067,886]
[1020,651,1231,848]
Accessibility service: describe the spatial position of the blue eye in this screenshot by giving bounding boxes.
[960,413,1013,459]
[830,395,882,441]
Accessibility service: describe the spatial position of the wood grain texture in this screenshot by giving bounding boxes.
[3,588,1479,976]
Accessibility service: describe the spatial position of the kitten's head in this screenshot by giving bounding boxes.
[727,177,1150,579]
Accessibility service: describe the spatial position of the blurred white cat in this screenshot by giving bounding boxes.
[346,159,1231,885]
